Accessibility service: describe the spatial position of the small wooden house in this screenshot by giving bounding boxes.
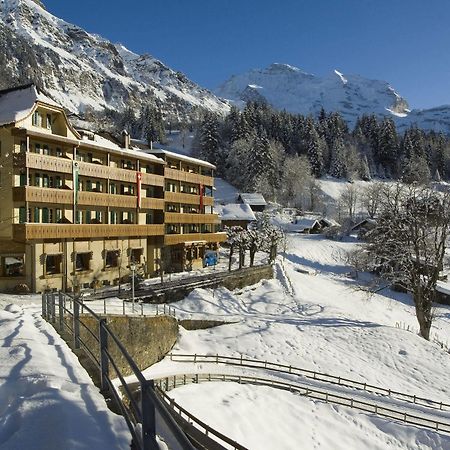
[237,193,267,212]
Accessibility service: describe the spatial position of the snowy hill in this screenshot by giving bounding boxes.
[0,0,229,126]
[217,63,450,133]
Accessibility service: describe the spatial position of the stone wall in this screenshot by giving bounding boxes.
[220,265,273,291]
[77,314,178,378]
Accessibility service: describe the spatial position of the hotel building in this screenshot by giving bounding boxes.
[0,84,225,293]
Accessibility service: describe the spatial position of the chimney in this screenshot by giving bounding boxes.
[122,130,130,149]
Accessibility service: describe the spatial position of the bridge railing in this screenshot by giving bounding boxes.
[41,291,195,450]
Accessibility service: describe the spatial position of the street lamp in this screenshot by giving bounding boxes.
[130,263,136,313]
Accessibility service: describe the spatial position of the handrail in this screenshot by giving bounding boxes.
[154,372,450,435]
[41,291,195,450]
[156,385,248,450]
[168,353,450,412]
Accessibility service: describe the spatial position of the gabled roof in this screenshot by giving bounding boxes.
[294,217,321,231]
[0,84,60,127]
[215,203,256,222]
[238,193,267,206]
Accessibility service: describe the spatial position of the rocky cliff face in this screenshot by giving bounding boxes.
[0,0,229,130]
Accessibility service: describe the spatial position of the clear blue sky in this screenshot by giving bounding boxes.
[43,0,450,109]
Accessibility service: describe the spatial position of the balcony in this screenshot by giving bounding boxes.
[13,224,165,240]
[13,153,165,187]
[13,186,72,204]
[12,187,165,210]
[164,191,214,206]
[164,212,220,224]
[164,232,227,246]
[164,167,213,186]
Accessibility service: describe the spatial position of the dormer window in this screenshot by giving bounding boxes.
[32,111,42,127]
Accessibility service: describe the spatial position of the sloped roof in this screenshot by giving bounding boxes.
[0,84,60,126]
[238,193,267,206]
[215,203,256,222]
[139,146,216,170]
[294,217,321,231]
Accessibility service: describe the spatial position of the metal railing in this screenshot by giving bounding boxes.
[62,294,177,318]
[155,372,450,435]
[41,292,195,450]
[168,353,450,412]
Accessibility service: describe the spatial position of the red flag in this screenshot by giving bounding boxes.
[136,171,142,209]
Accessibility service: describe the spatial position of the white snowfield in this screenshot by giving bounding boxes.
[143,234,450,450]
[0,297,129,450]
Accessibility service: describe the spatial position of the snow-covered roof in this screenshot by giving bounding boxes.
[78,133,165,164]
[351,218,377,231]
[0,84,60,127]
[436,281,450,296]
[215,203,256,222]
[294,217,321,231]
[141,147,216,170]
[238,193,267,206]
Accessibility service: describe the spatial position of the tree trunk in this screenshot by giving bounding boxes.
[414,293,432,340]
[228,245,234,272]
[250,247,256,267]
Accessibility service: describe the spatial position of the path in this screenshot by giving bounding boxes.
[0,297,130,450]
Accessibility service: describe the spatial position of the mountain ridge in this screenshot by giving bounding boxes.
[0,0,229,129]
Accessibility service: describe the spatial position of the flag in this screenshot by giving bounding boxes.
[72,160,79,208]
[136,171,142,209]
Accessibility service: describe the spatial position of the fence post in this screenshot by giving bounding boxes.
[141,380,157,450]
[42,293,47,319]
[58,291,64,332]
[73,297,80,349]
[99,319,109,394]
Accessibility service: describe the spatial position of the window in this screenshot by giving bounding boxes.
[146,212,154,224]
[45,254,62,275]
[75,252,91,272]
[56,209,62,222]
[32,111,42,127]
[35,173,41,187]
[35,143,41,154]
[1,256,24,277]
[105,250,120,268]
[110,183,117,194]
[34,207,40,223]
[42,145,49,155]
[166,224,179,234]
[110,211,118,224]
[19,207,26,224]
[130,248,143,264]
[42,208,49,223]
[55,176,62,189]
[46,114,52,130]
[85,210,91,224]
[56,147,62,157]
[20,141,26,153]
[42,174,49,188]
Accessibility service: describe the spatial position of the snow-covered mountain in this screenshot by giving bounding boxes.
[216,64,409,124]
[0,0,229,126]
[217,63,450,133]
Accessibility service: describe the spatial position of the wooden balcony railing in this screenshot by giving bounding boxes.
[13,153,165,187]
[13,186,73,204]
[164,168,213,186]
[164,212,220,224]
[164,232,227,246]
[13,224,164,240]
[12,187,165,210]
[164,191,214,206]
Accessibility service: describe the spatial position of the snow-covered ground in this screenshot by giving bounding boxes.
[143,233,450,449]
[0,295,130,450]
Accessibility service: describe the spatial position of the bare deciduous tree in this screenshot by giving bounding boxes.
[361,183,450,340]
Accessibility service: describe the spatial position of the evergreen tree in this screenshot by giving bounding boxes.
[329,138,347,178]
[199,112,221,165]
